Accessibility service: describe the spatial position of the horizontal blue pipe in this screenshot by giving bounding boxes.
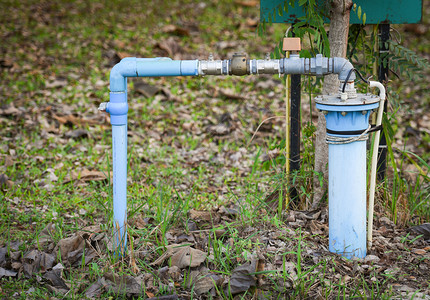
[110,57,199,92]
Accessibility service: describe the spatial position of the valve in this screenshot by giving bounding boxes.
[98,102,108,111]
[230,52,248,76]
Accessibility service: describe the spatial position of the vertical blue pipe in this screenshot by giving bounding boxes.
[108,58,199,256]
[328,140,366,258]
[106,92,128,255]
[112,124,128,253]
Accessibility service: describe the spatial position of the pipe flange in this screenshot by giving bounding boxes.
[315,93,380,106]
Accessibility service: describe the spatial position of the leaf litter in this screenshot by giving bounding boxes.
[3,206,430,298]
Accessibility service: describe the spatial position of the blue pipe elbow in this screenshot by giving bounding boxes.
[110,57,138,92]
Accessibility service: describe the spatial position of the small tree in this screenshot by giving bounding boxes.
[313,0,353,207]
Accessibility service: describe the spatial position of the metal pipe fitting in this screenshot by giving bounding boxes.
[198,59,227,76]
[230,53,248,76]
[332,57,356,81]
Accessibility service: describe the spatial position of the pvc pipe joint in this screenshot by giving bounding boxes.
[107,93,128,125]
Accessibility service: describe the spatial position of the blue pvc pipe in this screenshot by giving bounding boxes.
[108,58,199,255]
[110,57,199,92]
[112,124,128,254]
[106,91,129,255]
[316,103,379,259]
[328,140,367,258]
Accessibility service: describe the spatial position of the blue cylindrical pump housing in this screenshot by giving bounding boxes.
[315,93,379,259]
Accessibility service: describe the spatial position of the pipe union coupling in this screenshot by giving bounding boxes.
[108,92,128,125]
[310,54,329,76]
[107,101,128,116]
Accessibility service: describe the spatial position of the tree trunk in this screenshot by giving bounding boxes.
[312,0,353,208]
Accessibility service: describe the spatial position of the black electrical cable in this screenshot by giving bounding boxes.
[341,68,370,93]
[342,68,355,93]
[354,68,370,85]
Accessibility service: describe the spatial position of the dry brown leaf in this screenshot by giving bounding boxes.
[37,223,55,249]
[208,123,230,136]
[189,209,213,222]
[43,268,70,295]
[194,274,222,295]
[410,223,430,239]
[0,104,20,116]
[4,156,14,167]
[53,114,100,126]
[55,235,85,262]
[145,291,155,298]
[405,24,427,36]
[309,220,327,236]
[226,258,257,295]
[151,244,207,268]
[245,17,258,27]
[45,78,68,89]
[85,278,106,299]
[162,24,190,36]
[155,37,182,58]
[65,129,90,139]
[167,266,181,281]
[412,248,426,255]
[23,250,48,276]
[0,267,17,279]
[103,272,145,296]
[0,58,14,68]
[134,81,162,98]
[63,169,108,183]
[116,51,132,59]
[0,247,7,266]
[0,174,13,189]
[170,246,207,269]
[218,88,246,100]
